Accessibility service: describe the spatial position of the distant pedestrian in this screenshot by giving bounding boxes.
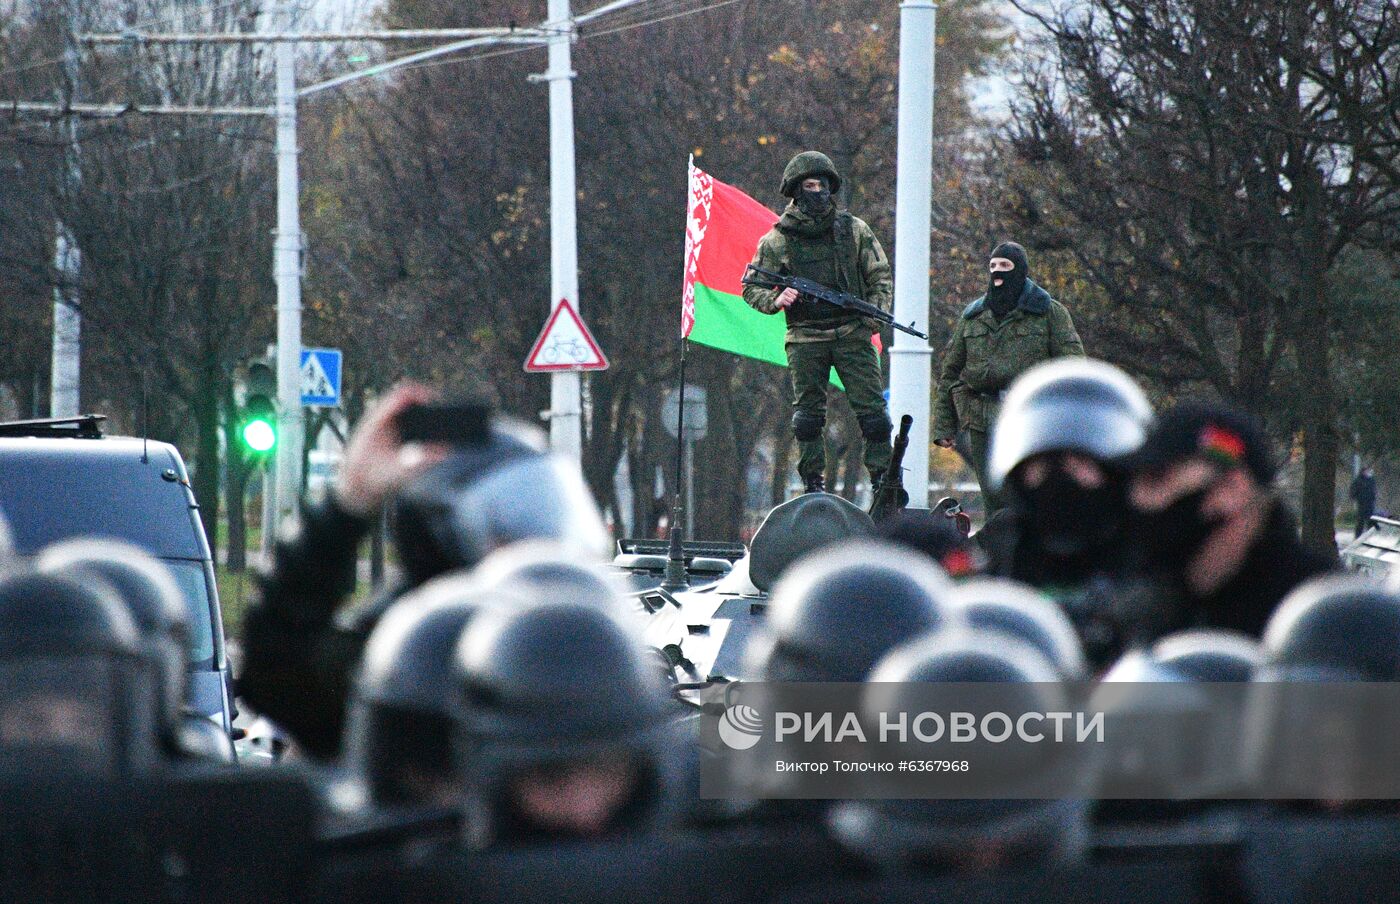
[1351,465,1378,538]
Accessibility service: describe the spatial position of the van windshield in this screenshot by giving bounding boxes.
[162,560,218,670]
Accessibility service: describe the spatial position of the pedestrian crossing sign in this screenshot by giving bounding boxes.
[300,348,342,407]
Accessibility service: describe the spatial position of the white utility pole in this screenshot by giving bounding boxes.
[889,0,937,508]
[538,0,583,461]
[272,0,305,526]
[50,13,82,418]
[49,0,655,501]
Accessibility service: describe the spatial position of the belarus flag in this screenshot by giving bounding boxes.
[680,159,881,370]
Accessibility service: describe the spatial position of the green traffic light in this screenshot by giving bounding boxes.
[242,418,277,453]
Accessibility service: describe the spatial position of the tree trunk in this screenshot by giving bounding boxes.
[222,383,248,573]
[694,362,744,542]
[191,353,222,555]
[1293,270,1340,556]
[1289,167,1341,558]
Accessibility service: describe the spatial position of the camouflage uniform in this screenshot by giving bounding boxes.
[932,282,1084,511]
[743,152,894,489]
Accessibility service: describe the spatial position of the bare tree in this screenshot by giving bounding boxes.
[1003,0,1400,551]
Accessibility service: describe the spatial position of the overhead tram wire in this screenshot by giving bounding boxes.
[384,0,749,79]
[307,0,740,86]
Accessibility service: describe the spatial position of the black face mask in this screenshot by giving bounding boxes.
[986,266,1026,317]
[796,182,833,218]
[1136,486,1224,575]
[1019,471,1126,561]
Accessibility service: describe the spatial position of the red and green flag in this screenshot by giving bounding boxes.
[680,160,880,372]
[681,159,785,363]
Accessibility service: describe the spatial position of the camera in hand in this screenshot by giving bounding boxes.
[397,402,491,445]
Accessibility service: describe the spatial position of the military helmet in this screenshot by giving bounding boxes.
[988,358,1153,492]
[347,572,519,806]
[949,577,1087,679]
[35,539,191,738]
[780,150,842,198]
[392,417,609,586]
[746,541,954,682]
[829,631,1085,870]
[0,569,159,777]
[1151,629,1262,683]
[453,600,681,846]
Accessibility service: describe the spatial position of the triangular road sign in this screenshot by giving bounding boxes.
[524,299,610,372]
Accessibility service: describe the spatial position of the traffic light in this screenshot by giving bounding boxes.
[239,359,277,462]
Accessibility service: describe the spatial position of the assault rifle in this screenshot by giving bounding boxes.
[741,264,929,339]
[869,414,913,521]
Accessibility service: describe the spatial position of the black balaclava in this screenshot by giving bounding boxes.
[1012,466,1129,584]
[795,175,834,219]
[986,241,1029,319]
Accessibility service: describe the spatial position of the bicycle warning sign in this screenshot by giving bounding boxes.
[524,299,610,373]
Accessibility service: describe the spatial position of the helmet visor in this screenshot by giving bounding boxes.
[0,657,119,776]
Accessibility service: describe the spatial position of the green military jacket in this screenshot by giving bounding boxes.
[932,280,1084,436]
[742,208,893,344]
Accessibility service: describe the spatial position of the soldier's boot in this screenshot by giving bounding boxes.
[803,473,826,494]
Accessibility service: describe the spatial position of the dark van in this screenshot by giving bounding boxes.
[0,416,235,737]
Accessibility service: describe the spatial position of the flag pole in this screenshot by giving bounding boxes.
[663,157,696,592]
[662,343,692,594]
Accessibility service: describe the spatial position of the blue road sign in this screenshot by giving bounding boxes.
[300,348,342,407]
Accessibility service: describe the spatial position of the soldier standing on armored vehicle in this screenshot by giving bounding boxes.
[743,151,894,495]
[933,242,1084,513]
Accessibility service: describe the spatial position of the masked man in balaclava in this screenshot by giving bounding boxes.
[743,151,894,495]
[933,241,1084,513]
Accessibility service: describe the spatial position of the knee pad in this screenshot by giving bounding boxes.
[858,412,893,443]
[792,411,825,442]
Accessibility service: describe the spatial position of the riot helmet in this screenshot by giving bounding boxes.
[391,417,609,585]
[949,577,1087,679]
[990,358,1153,491]
[348,572,517,808]
[989,359,1152,568]
[35,539,191,742]
[1243,577,1400,799]
[1151,629,1262,683]
[1260,575,1400,681]
[0,569,159,778]
[1092,632,1257,800]
[469,540,624,612]
[454,600,680,847]
[829,630,1086,872]
[745,541,954,682]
